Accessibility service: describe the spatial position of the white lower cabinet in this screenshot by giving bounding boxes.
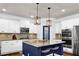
[1,40,22,55]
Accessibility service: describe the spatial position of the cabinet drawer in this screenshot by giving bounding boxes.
[1,40,22,55]
[1,40,22,45]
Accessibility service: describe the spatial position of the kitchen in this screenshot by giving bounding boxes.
[0,3,79,56]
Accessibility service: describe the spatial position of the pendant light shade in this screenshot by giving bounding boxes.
[34,3,41,25]
[46,7,52,26]
[46,19,52,26]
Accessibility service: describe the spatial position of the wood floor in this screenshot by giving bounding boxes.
[64,52,73,56]
[1,52,74,56]
[1,52,22,56]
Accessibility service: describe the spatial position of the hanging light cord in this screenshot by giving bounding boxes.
[48,7,51,20]
[36,3,39,18]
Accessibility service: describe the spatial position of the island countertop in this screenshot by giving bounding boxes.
[23,39,65,47]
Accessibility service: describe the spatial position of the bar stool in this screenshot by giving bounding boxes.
[51,47,59,56]
[42,49,50,53]
[41,48,51,56]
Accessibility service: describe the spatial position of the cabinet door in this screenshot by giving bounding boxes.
[1,41,13,54]
[1,40,22,55]
[12,40,22,51]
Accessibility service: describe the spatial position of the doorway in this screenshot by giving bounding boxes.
[43,26,50,40]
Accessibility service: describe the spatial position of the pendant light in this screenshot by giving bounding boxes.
[34,3,41,25]
[46,7,52,26]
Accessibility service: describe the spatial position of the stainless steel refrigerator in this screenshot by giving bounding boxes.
[73,25,79,55]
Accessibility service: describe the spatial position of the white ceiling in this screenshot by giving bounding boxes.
[0,3,79,19]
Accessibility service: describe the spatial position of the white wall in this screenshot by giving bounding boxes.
[37,18,56,40]
[52,13,79,35]
[54,22,61,33]
[61,18,79,29]
[60,14,79,29]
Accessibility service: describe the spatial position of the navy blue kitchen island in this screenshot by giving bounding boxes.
[23,39,64,56]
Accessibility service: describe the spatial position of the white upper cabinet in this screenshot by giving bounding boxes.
[0,19,9,32]
[8,20,20,33]
[0,18,20,33]
[19,19,37,33]
[0,18,37,33]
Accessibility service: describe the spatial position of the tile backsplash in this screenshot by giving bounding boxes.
[0,33,37,41]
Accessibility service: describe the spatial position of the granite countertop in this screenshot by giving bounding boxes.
[0,39,35,41]
[23,39,65,47]
[0,39,14,41]
[0,39,23,41]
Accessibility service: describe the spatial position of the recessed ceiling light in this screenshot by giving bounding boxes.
[61,9,66,12]
[2,8,7,12]
[30,16,34,18]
